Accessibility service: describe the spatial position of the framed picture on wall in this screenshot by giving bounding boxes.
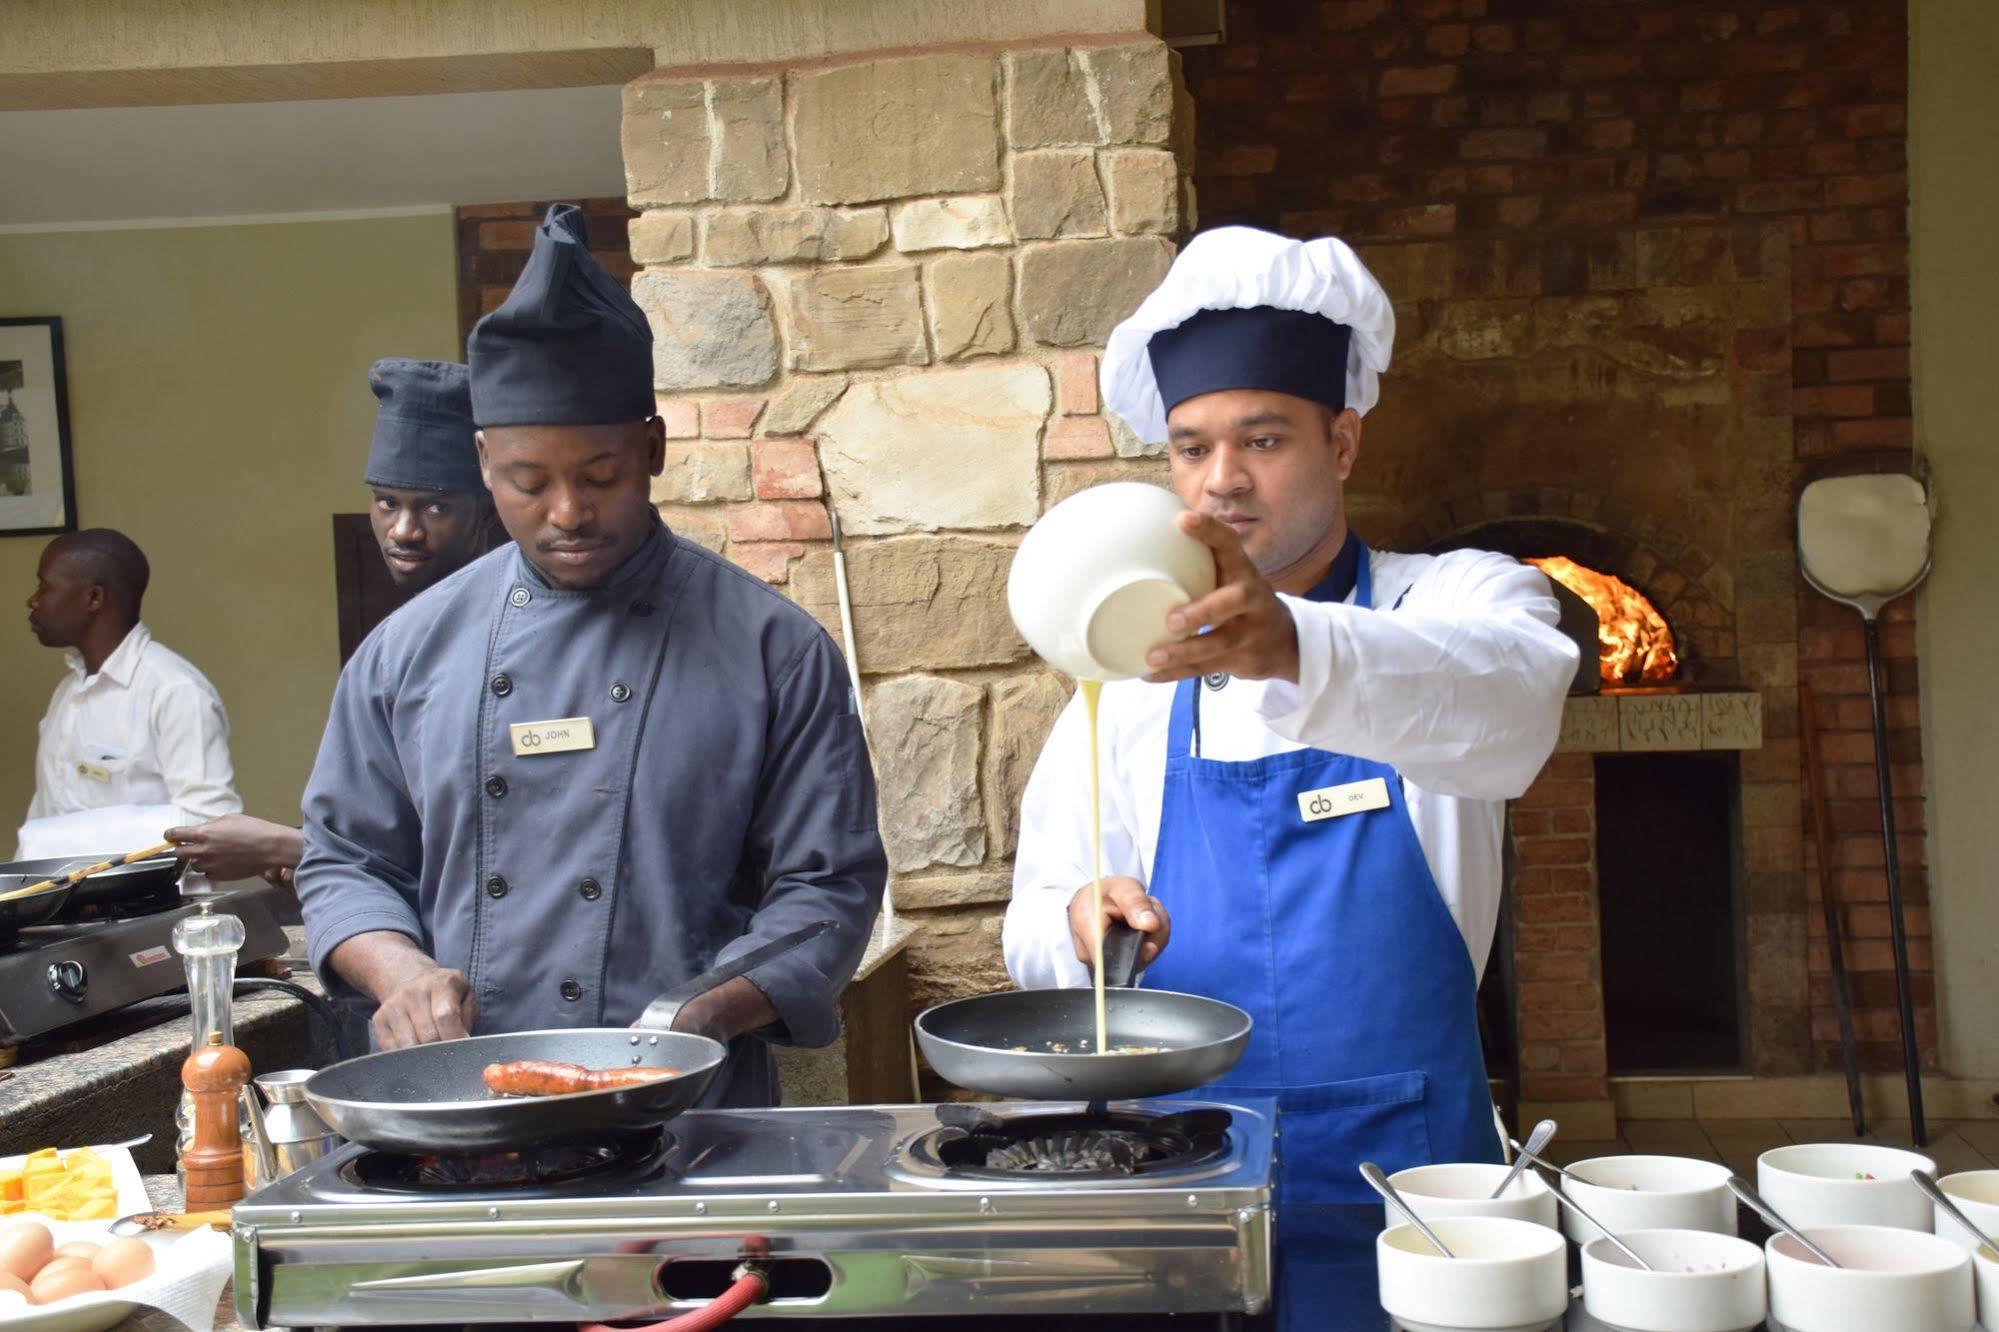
[0,317,77,536]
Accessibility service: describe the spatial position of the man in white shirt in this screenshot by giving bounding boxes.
[18,528,240,857]
[1002,227,1577,1330]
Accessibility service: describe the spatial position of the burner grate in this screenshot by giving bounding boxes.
[923,1106,1233,1180]
[344,1129,668,1193]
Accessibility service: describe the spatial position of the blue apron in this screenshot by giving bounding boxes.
[1144,536,1497,1329]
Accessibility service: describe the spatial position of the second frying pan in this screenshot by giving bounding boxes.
[914,924,1251,1102]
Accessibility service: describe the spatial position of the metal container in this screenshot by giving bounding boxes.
[243,1069,342,1189]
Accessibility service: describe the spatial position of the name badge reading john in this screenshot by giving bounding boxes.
[1296,777,1390,823]
[509,717,596,757]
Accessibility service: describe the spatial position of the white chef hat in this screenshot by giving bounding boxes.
[1100,225,1396,444]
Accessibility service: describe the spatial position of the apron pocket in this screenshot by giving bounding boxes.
[1276,1069,1430,1206]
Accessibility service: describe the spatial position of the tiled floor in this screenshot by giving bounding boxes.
[1543,1117,1999,1177]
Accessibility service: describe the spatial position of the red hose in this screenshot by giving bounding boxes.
[578,1264,768,1332]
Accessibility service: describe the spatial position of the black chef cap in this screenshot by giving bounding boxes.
[467,203,655,428]
[364,358,484,494]
[1144,306,1353,419]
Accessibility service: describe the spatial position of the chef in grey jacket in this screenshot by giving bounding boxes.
[296,203,886,1107]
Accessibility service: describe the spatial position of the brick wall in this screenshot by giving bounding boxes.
[1181,0,1929,1075]
[1510,753,1609,1104]
[455,198,638,345]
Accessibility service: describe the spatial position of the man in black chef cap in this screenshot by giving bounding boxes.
[359,358,503,594]
[167,359,500,883]
[296,205,885,1102]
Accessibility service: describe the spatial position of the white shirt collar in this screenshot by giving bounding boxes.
[64,621,152,688]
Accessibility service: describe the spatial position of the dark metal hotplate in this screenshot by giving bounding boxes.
[910,1104,1234,1182]
[342,1127,670,1193]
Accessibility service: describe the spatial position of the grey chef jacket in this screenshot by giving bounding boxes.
[296,520,886,1107]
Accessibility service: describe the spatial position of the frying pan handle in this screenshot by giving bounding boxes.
[636,920,835,1031]
[1102,921,1145,989]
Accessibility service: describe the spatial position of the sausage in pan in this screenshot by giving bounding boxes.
[481,1060,678,1097]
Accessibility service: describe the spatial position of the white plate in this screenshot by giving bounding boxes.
[0,1148,149,1230]
[0,1228,232,1332]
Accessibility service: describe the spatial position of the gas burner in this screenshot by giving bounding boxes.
[915,1105,1233,1181]
[342,1128,668,1193]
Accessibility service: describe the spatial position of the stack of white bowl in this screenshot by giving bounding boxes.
[1934,1170,1999,1332]
[1376,1155,1761,1332]
[1756,1143,1976,1332]
[1374,1141,1987,1332]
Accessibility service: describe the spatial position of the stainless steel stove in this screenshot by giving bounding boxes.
[0,888,288,1045]
[232,1099,1273,1326]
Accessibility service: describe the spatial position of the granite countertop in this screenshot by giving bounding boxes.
[0,928,337,1172]
[856,915,918,980]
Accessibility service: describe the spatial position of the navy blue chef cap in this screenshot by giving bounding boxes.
[1144,306,1354,420]
[467,203,655,428]
[364,358,484,494]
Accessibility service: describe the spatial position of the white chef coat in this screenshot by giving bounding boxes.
[1004,546,1578,991]
[18,621,240,854]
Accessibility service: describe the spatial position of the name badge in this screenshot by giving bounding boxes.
[509,717,596,757]
[77,761,112,783]
[1296,777,1390,823]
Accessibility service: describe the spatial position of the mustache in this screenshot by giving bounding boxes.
[538,536,611,552]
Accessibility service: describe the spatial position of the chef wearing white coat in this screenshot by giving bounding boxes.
[1002,227,1578,1328]
[19,528,239,859]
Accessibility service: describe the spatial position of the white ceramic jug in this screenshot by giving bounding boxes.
[1007,482,1217,680]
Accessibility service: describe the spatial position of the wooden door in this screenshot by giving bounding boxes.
[331,514,408,665]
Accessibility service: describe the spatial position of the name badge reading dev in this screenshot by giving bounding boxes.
[509,717,596,757]
[1296,777,1391,823]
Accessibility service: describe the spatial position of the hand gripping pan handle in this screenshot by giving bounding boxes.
[1102,920,1146,988]
[637,919,834,1031]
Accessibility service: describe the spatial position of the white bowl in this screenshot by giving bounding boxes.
[1387,1162,1559,1231]
[1976,1246,1999,1332]
[1766,1224,1973,1332]
[1377,1215,1568,1332]
[1938,1172,1999,1259]
[1581,1228,1767,1332]
[1759,1142,1936,1232]
[1562,1155,1738,1244]
[1006,482,1216,680]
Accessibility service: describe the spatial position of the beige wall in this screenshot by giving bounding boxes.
[1911,0,1999,1076]
[0,213,460,836]
[0,0,1148,108]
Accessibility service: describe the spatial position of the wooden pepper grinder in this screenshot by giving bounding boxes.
[181,1032,251,1209]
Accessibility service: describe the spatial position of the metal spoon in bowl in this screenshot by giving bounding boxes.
[1492,1118,1557,1199]
[1508,1137,1583,1186]
[1539,1178,1653,1271]
[1726,1173,1842,1267]
[1912,1169,1999,1258]
[1360,1160,1455,1258]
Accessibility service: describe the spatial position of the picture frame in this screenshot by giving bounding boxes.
[0,316,78,536]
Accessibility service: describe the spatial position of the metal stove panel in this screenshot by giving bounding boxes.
[0,889,288,1043]
[233,1102,1274,1326]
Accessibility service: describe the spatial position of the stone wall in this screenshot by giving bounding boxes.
[1180,0,1928,1083]
[616,38,1191,1037]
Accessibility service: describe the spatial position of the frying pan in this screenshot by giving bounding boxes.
[0,880,77,946]
[0,853,185,916]
[305,920,832,1154]
[916,924,1252,1101]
